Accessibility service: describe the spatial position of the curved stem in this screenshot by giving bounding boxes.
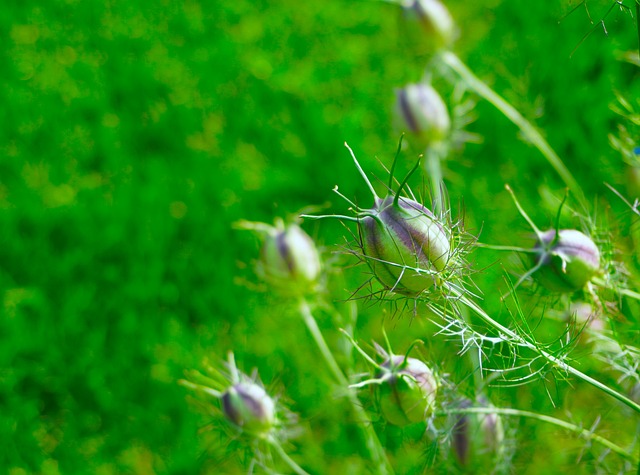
[593,277,640,302]
[269,438,311,475]
[438,51,586,208]
[438,407,639,464]
[298,299,394,475]
[452,291,640,414]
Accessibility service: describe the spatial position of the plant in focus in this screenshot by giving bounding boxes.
[181,1,640,473]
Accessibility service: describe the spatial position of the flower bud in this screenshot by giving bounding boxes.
[394,83,451,148]
[361,195,450,295]
[221,382,276,436]
[451,398,504,468]
[533,229,600,293]
[377,355,438,426]
[402,0,455,50]
[260,222,321,295]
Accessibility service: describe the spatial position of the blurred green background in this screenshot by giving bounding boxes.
[1,0,638,473]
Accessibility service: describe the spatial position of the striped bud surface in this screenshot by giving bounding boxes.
[402,0,455,49]
[377,355,438,426]
[394,83,450,148]
[533,229,600,293]
[452,398,504,468]
[361,195,450,295]
[260,223,321,295]
[221,382,276,436]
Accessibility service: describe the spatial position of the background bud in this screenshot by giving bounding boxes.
[377,355,438,426]
[451,398,504,468]
[394,83,451,148]
[361,195,450,295]
[402,0,455,50]
[260,222,322,295]
[533,229,600,293]
[221,382,276,436]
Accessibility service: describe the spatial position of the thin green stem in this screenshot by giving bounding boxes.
[298,299,394,475]
[438,407,639,464]
[424,144,480,390]
[425,146,444,216]
[452,291,640,414]
[593,277,640,302]
[439,51,586,208]
[268,438,311,475]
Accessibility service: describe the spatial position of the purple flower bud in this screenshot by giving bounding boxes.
[394,83,451,148]
[402,0,455,49]
[377,355,438,426]
[221,382,276,435]
[451,399,472,466]
[452,398,504,467]
[361,195,450,295]
[533,229,600,293]
[260,222,321,295]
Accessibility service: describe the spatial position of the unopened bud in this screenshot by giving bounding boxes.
[452,398,504,468]
[221,382,276,436]
[361,195,450,295]
[394,83,450,148]
[377,355,438,426]
[260,222,321,295]
[534,229,600,293]
[402,0,455,50]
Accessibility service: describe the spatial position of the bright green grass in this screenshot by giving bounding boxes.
[1,1,638,473]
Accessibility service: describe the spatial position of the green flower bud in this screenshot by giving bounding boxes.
[260,221,321,295]
[361,195,451,295]
[402,0,455,50]
[377,355,438,426]
[394,83,451,148]
[221,382,276,436]
[533,229,600,293]
[452,398,504,467]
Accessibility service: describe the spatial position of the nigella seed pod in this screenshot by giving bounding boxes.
[452,398,504,468]
[260,222,321,295]
[221,382,276,436]
[304,143,453,296]
[402,0,455,49]
[533,229,600,293]
[451,399,472,466]
[394,83,451,148]
[361,195,450,295]
[377,355,438,426]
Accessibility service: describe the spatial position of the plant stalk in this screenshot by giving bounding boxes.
[425,146,445,216]
[439,406,639,464]
[269,438,311,475]
[438,51,586,207]
[452,291,640,414]
[298,299,394,475]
